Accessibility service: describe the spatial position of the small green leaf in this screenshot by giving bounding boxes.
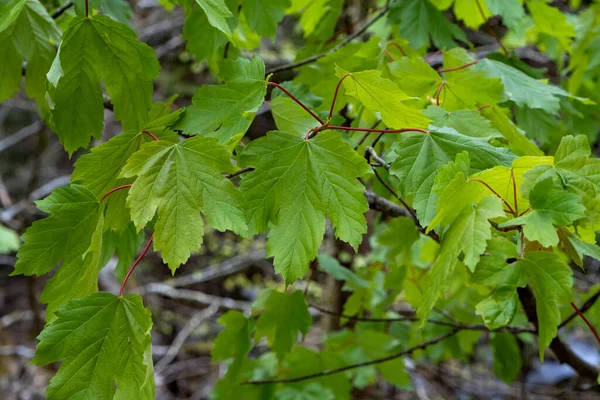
[490,333,522,383]
[212,311,254,361]
[174,57,267,146]
[255,290,312,360]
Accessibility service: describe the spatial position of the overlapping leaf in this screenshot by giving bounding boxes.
[48,15,159,154]
[174,56,267,146]
[239,131,371,283]
[121,136,247,272]
[390,126,515,225]
[0,0,61,105]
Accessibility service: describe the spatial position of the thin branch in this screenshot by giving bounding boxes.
[265,4,391,75]
[120,234,154,297]
[224,167,254,179]
[353,120,382,150]
[384,49,396,62]
[365,146,390,170]
[154,303,219,374]
[570,302,600,346]
[141,130,159,141]
[51,1,73,19]
[475,0,508,55]
[310,304,534,334]
[425,49,443,62]
[0,121,44,154]
[559,288,600,329]
[144,284,251,311]
[268,82,324,124]
[242,330,459,385]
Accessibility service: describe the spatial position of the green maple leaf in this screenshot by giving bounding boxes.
[390,126,515,225]
[271,96,321,137]
[317,254,371,291]
[501,178,585,247]
[0,0,61,106]
[335,66,430,129]
[33,292,154,400]
[183,4,230,61]
[121,136,247,272]
[72,115,179,232]
[12,185,104,277]
[418,195,505,326]
[476,59,578,114]
[389,0,466,49]
[194,0,234,36]
[48,15,159,154]
[255,290,312,360]
[212,311,254,361]
[387,57,441,98]
[294,37,381,111]
[238,131,371,283]
[424,106,502,139]
[517,252,573,361]
[490,333,522,383]
[174,56,267,147]
[241,0,290,39]
[475,286,519,330]
[377,217,421,266]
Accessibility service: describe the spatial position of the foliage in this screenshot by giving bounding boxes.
[3,0,600,398]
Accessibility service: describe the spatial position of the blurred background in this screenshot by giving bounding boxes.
[2,0,600,399]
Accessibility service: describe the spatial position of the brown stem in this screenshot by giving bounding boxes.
[559,289,600,329]
[570,302,600,346]
[329,73,352,120]
[224,167,254,179]
[425,49,443,62]
[141,130,159,141]
[268,82,323,124]
[437,60,479,73]
[434,81,446,106]
[387,41,406,57]
[475,0,508,55]
[99,184,132,203]
[328,125,428,134]
[384,49,396,62]
[469,178,515,215]
[85,0,89,18]
[120,234,154,296]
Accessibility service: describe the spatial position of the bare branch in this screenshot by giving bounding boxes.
[242,330,459,385]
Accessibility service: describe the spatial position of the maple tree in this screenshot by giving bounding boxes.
[2,0,600,398]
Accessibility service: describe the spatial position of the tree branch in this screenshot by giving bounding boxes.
[51,1,73,19]
[310,304,534,334]
[242,330,458,385]
[517,286,598,380]
[265,4,391,75]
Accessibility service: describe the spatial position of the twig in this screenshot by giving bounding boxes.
[570,302,600,346]
[120,234,154,296]
[353,120,381,150]
[437,60,480,73]
[265,4,391,75]
[224,167,254,179]
[475,0,508,55]
[329,73,352,120]
[155,304,219,374]
[242,330,459,384]
[365,147,390,170]
[268,82,323,124]
[51,1,73,19]
[559,288,600,329]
